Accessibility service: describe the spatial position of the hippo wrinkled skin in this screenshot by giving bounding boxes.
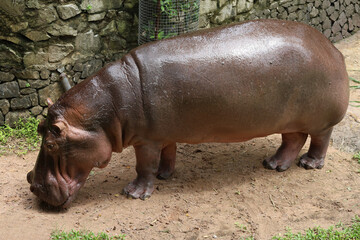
[27,19,349,208]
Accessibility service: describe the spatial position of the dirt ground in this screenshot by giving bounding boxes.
[1,32,359,240]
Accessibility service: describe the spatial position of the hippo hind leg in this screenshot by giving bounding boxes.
[298,127,333,170]
[157,143,177,180]
[263,132,308,172]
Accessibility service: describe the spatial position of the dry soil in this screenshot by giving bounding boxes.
[0,31,359,240]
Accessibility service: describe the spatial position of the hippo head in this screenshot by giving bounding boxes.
[27,99,113,208]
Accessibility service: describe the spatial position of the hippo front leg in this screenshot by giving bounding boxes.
[123,143,161,200]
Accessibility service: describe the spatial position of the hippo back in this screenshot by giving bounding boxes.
[127,19,348,143]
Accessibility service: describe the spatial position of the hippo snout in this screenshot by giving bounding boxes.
[27,170,33,184]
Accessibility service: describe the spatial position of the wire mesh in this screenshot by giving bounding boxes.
[138,0,200,45]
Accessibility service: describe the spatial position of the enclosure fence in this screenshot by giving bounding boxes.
[138,0,200,45]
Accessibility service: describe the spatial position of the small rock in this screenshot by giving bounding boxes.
[50,72,60,82]
[31,106,43,115]
[40,69,51,80]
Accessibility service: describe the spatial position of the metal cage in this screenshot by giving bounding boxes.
[138,0,200,45]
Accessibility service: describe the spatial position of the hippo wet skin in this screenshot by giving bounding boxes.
[27,19,349,208]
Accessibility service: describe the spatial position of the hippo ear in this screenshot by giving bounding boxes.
[52,121,66,136]
[47,98,54,107]
[37,120,45,135]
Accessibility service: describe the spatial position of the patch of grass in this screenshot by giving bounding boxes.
[350,77,360,89]
[272,216,360,240]
[0,117,41,155]
[51,230,126,240]
[353,152,360,164]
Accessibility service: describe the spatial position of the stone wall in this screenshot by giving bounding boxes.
[0,0,138,126]
[0,0,359,126]
[200,0,360,42]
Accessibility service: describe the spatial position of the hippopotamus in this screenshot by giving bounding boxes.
[27,19,349,208]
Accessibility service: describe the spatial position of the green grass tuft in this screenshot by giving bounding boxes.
[0,117,41,155]
[354,152,360,164]
[272,216,360,240]
[50,230,126,240]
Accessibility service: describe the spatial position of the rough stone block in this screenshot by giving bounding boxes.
[48,44,74,63]
[0,112,4,126]
[29,93,39,106]
[287,6,299,13]
[200,0,218,14]
[326,6,335,15]
[323,28,332,38]
[56,4,81,20]
[0,72,15,82]
[31,106,43,115]
[50,72,60,82]
[0,82,20,99]
[333,32,343,42]
[15,70,40,80]
[319,9,327,22]
[0,45,22,69]
[80,0,123,14]
[345,4,355,17]
[330,11,339,21]
[18,80,29,89]
[38,83,63,106]
[88,12,106,22]
[75,30,101,54]
[40,69,51,80]
[20,88,37,95]
[23,30,50,42]
[310,7,319,17]
[81,59,103,78]
[28,79,50,89]
[23,51,48,69]
[213,3,233,24]
[10,22,28,32]
[10,96,32,110]
[47,24,78,37]
[353,14,360,27]
[332,20,342,33]
[323,17,332,29]
[338,12,347,26]
[0,99,10,115]
[237,0,253,14]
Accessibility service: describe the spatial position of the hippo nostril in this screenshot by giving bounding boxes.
[27,171,33,184]
[30,185,35,192]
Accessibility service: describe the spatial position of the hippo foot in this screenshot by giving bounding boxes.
[298,153,324,169]
[262,157,291,172]
[122,179,154,200]
[156,169,174,180]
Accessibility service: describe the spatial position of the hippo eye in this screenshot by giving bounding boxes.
[47,144,54,150]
